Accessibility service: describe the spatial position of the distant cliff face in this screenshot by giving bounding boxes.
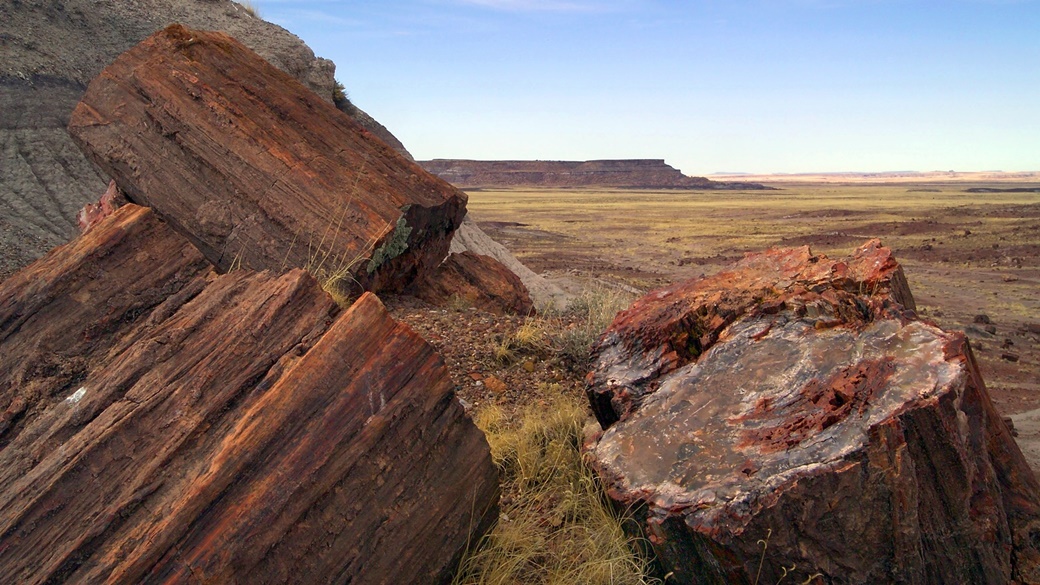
[419,159,770,190]
[0,0,410,278]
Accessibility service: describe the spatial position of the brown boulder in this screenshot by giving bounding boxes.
[68,24,465,294]
[585,241,1040,584]
[0,205,498,583]
[412,251,535,315]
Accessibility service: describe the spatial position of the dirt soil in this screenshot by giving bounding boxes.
[383,295,587,420]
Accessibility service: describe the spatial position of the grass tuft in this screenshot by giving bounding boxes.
[495,285,633,371]
[456,387,659,585]
[551,286,632,368]
[236,0,260,17]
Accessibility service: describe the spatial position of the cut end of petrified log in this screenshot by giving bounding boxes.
[593,316,961,515]
[585,241,1040,584]
[586,239,916,429]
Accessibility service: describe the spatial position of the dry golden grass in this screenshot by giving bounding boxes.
[236,0,260,17]
[454,284,654,584]
[466,184,1038,264]
[493,286,634,370]
[456,388,659,585]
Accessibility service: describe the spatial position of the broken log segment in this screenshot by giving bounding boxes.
[585,242,1040,584]
[0,205,498,584]
[68,24,466,294]
[409,251,535,316]
[0,203,214,448]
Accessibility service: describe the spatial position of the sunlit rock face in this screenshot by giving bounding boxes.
[585,241,1040,585]
[0,204,499,584]
[68,25,465,294]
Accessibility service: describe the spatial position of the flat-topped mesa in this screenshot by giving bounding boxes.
[69,24,466,294]
[584,241,1040,584]
[0,204,498,584]
[419,159,774,190]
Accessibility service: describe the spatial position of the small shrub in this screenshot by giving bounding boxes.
[492,285,633,372]
[545,285,634,371]
[512,319,550,354]
[332,81,356,113]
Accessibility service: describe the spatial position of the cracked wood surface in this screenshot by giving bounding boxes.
[585,241,1040,584]
[68,25,465,294]
[0,205,497,584]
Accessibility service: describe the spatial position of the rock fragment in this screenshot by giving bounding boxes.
[412,251,535,315]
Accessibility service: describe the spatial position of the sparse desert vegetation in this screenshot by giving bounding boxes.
[469,183,1040,413]
[235,0,260,17]
[455,390,658,584]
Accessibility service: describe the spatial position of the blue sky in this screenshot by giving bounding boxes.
[255,0,1038,174]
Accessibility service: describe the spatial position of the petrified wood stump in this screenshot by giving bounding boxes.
[585,241,1040,584]
[0,205,498,584]
[68,24,466,294]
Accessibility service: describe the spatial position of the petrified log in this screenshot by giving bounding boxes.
[68,24,466,294]
[0,206,498,583]
[585,241,1040,584]
[411,251,535,315]
[0,204,213,446]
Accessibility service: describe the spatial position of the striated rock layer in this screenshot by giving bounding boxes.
[585,241,1040,584]
[420,159,773,190]
[69,25,465,294]
[0,204,498,584]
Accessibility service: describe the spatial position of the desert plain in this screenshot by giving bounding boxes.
[468,180,1040,423]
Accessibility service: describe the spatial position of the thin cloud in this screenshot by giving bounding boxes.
[453,0,630,12]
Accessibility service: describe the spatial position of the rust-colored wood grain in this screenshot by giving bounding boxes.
[69,24,466,294]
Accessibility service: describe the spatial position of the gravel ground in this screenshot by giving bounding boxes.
[383,294,589,420]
